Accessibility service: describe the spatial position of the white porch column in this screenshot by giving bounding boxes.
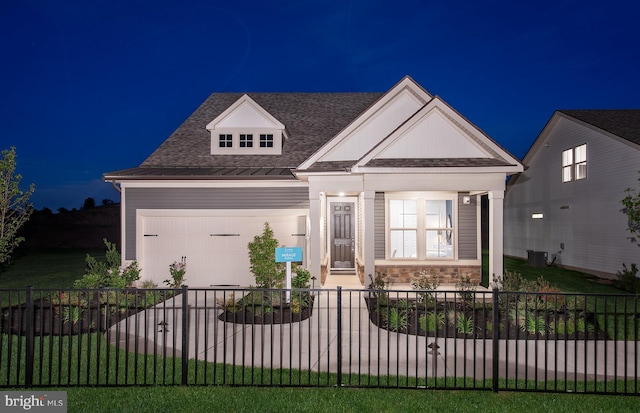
[362,191,376,281]
[309,192,322,282]
[488,189,504,288]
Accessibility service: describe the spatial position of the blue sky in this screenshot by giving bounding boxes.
[1,0,639,210]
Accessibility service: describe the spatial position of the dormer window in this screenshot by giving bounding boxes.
[219,134,233,148]
[207,94,287,156]
[240,134,253,148]
[260,134,274,148]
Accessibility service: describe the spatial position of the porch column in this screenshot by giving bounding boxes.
[362,191,376,281]
[488,190,504,288]
[309,192,322,282]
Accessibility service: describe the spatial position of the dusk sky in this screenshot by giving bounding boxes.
[2,0,639,210]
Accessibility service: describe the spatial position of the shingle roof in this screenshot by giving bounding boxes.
[559,110,640,146]
[103,166,296,180]
[140,93,384,169]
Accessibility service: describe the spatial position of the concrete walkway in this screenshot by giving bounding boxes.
[108,276,640,383]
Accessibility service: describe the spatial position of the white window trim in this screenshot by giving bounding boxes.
[562,144,587,183]
[210,128,282,155]
[385,192,457,261]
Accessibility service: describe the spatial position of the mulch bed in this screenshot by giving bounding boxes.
[365,297,606,340]
[218,295,315,325]
[1,291,175,336]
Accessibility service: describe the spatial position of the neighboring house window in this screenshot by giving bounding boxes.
[240,134,253,148]
[388,196,455,259]
[562,144,587,182]
[260,134,274,148]
[219,134,232,148]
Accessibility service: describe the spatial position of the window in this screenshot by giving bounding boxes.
[425,200,453,258]
[218,134,232,148]
[240,134,253,148]
[388,196,454,259]
[389,200,417,258]
[562,144,587,182]
[260,134,274,148]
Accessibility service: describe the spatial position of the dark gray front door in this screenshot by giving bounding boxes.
[331,202,355,269]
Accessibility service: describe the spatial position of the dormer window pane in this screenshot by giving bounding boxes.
[219,134,232,148]
[260,134,274,148]
[240,134,253,148]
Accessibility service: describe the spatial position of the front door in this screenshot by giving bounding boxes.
[331,202,355,269]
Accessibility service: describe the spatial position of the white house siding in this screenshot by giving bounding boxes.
[123,186,309,260]
[505,116,640,277]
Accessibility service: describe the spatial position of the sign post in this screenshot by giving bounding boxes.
[275,247,303,303]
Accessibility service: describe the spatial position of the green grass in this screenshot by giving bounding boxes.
[0,249,102,289]
[58,387,640,412]
[504,256,624,294]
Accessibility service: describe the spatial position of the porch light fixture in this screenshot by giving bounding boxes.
[531,213,544,219]
[338,192,345,197]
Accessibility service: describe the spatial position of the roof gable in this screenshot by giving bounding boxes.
[298,76,431,168]
[206,94,285,130]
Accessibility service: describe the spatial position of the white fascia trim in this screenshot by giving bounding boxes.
[137,208,309,218]
[119,180,309,188]
[298,77,431,170]
[206,94,285,130]
[353,166,524,174]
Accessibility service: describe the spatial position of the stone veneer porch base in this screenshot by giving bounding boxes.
[374,264,481,285]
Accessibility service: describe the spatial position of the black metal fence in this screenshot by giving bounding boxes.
[0,286,638,394]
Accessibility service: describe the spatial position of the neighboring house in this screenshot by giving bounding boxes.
[505,110,640,278]
[104,76,522,288]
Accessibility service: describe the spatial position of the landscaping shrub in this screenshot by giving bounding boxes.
[73,239,140,288]
[411,270,439,305]
[614,263,640,294]
[248,222,285,288]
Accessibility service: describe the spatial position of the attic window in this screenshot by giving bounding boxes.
[240,134,253,148]
[260,134,274,148]
[219,134,232,148]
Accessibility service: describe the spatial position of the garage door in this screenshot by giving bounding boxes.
[139,213,307,287]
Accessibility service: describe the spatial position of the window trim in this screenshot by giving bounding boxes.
[562,144,587,182]
[385,193,457,261]
[218,134,233,148]
[239,134,254,148]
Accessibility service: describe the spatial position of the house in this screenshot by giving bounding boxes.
[504,110,640,278]
[104,76,523,288]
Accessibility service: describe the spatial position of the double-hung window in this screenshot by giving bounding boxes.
[562,144,587,182]
[388,195,455,259]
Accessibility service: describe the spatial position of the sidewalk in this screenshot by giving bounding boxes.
[108,278,640,382]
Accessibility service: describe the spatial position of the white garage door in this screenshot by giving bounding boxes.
[139,213,307,287]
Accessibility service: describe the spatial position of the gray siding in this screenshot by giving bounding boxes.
[374,192,385,259]
[125,186,309,260]
[505,116,640,276]
[458,193,478,259]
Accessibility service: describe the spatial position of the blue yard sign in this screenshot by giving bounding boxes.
[275,247,303,263]
[275,247,303,303]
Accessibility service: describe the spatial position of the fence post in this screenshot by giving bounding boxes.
[181,285,189,385]
[25,286,34,387]
[492,287,499,393]
[336,286,342,387]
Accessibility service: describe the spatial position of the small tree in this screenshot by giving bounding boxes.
[248,222,284,288]
[82,197,96,209]
[0,147,35,264]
